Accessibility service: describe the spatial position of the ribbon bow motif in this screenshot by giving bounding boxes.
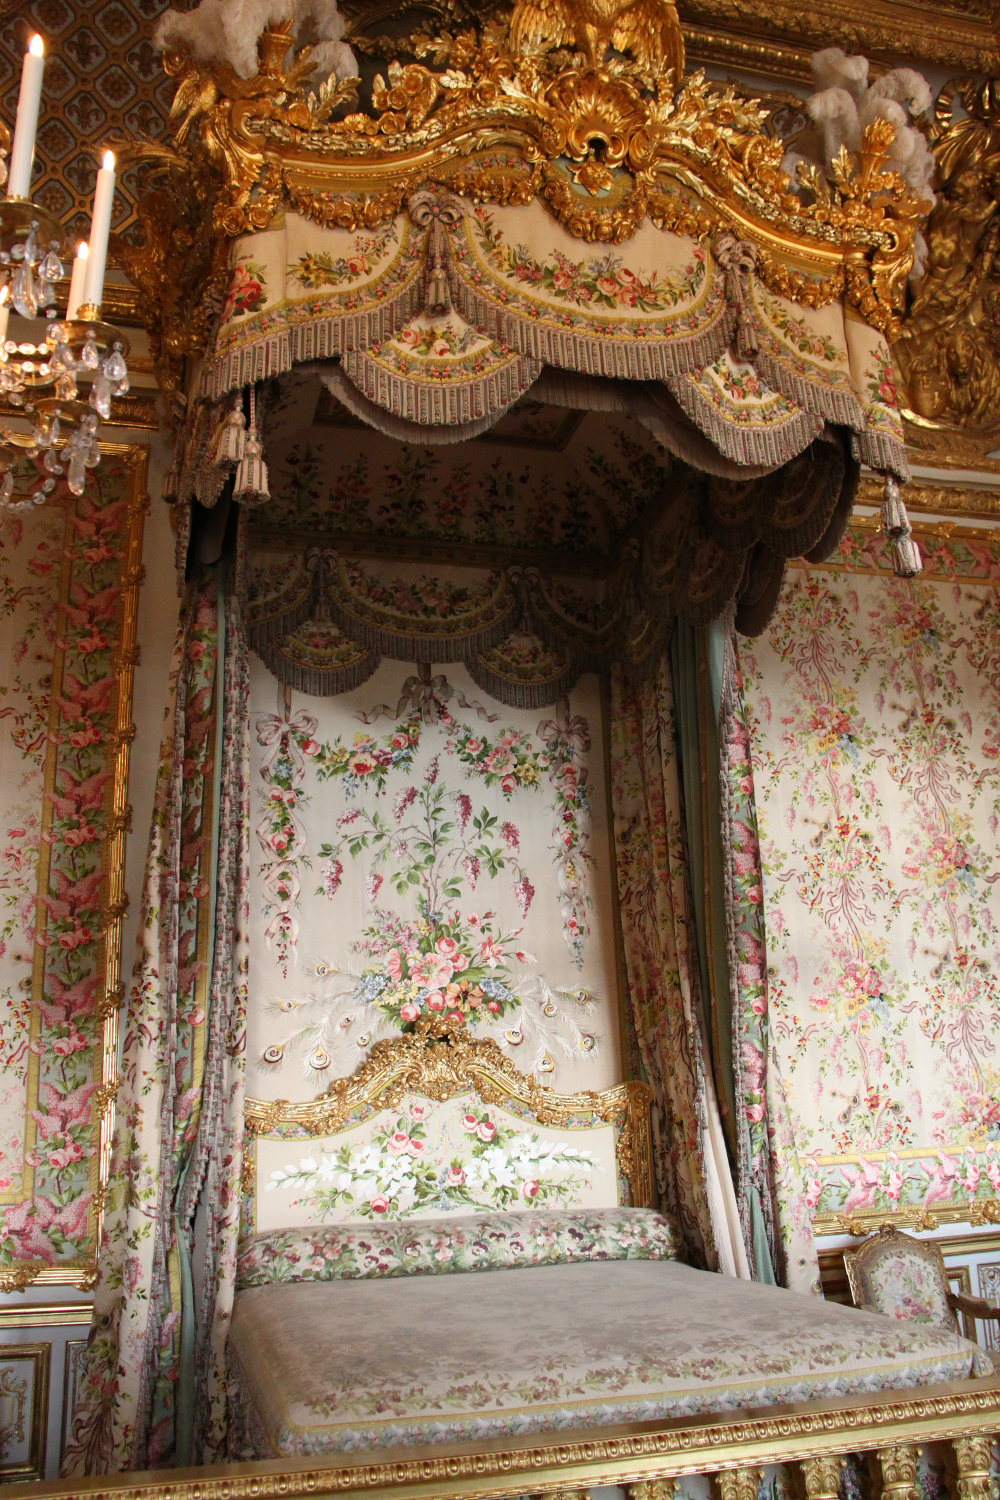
[712,231,760,361]
[255,710,318,784]
[358,662,498,725]
[538,698,592,761]
[408,189,468,316]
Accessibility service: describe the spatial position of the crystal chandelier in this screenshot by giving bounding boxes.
[0,38,130,512]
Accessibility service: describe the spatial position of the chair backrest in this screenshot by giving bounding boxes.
[844,1226,960,1334]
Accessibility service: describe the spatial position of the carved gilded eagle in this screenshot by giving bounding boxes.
[509,0,685,75]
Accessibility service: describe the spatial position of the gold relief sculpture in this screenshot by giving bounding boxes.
[0,1366,27,1462]
[875,1445,920,1500]
[508,0,685,75]
[245,1021,654,1209]
[118,3,934,395]
[953,1436,994,1500]
[716,1468,764,1500]
[896,77,1000,451]
[801,1457,845,1500]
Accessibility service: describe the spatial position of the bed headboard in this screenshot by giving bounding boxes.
[241,1028,652,1239]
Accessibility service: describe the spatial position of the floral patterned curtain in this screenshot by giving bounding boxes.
[61,569,250,1473]
[719,639,781,1283]
[670,619,780,1283]
[609,657,720,1269]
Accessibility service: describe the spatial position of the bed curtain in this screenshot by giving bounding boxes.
[61,558,251,1476]
[670,621,780,1283]
[609,655,751,1276]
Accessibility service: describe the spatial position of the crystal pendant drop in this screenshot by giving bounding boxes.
[40,251,63,284]
[105,346,127,382]
[80,334,99,371]
[11,263,37,320]
[67,451,87,495]
[90,373,114,419]
[0,471,12,505]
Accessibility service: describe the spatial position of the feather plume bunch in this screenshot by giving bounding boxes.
[154,0,357,82]
[784,48,935,279]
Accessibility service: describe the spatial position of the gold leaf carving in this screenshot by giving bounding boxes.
[245,1023,654,1209]
[128,9,931,389]
[895,77,1000,440]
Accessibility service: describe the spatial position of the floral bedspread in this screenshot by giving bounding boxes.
[228,1258,991,1457]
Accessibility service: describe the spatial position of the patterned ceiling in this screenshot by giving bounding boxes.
[0,0,179,244]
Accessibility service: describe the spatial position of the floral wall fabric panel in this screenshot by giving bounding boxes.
[247,654,623,1101]
[741,528,1000,1294]
[0,449,145,1284]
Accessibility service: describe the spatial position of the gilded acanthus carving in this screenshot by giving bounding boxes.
[122,2,932,395]
[953,1435,995,1500]
[244,1022,655,1209]
[896,77,1000,440]
[716,1468,764,1500]
[801,1457,844,1500]
[875,1444,920,1500]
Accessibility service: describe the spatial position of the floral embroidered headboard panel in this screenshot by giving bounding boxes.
[242,1032,652,1237]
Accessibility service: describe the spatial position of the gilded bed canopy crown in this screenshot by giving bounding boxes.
[122,0,932,407]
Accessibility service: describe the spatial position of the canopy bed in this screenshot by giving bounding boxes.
[37,0,1000,1493]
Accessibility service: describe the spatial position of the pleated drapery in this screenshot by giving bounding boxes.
[671,620,781,1284]
[62,566,251,1475]
[609,656,748,1276]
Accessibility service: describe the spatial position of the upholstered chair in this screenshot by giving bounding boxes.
[845,1225,1000,1368]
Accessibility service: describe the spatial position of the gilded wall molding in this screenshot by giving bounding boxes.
[676,0,998,76]
[857,475,1000,522]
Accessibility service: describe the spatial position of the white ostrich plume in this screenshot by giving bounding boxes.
[802,49,935,199]
[155,0,357,82]
[781,48,935,281]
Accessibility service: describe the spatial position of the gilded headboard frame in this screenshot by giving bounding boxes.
[243,1026,654,1210]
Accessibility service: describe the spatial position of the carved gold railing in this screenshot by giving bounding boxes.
[8,1375,999,1499]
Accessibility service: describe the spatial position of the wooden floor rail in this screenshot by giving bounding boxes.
[9,1377,1000,1500]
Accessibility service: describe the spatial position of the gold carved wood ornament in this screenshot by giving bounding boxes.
[896,77,1000,449]
[244,1024,654,1211]
[115,3,933,398]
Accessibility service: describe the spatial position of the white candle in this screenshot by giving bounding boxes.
[82,152,115,312]
[66,242,88,320]
[0,304,8,347]
[7,36,45,200]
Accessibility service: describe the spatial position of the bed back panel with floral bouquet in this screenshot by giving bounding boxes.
[242,633,651,1236]
[241,1028,653,1238]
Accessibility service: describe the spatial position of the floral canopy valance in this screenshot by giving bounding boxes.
[204,197,906,476]
[129,0,932,640]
